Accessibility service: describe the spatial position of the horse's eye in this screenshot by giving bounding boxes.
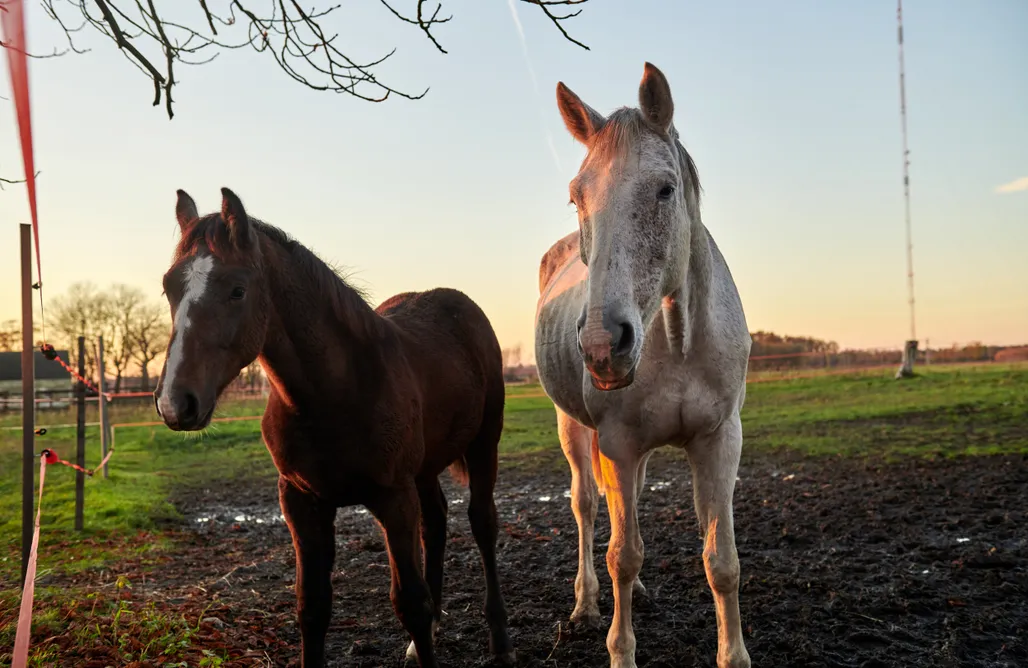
[657,185,675,201]
[230,286,246,300]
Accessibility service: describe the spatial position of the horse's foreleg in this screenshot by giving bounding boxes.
[598,441,644,668]
[368,483,438,668]
[631,451,653,600]
[279,477,337,668]
[557,408,601,628]
[686,415,751,668]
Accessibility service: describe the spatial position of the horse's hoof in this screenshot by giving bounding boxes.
[569,609,602,631]
[717,647,751,668]
[493,649,517,666]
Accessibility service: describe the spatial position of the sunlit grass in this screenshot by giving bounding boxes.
[1,364,1025,583]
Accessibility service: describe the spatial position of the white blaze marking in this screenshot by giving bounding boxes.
[159,255,215,418]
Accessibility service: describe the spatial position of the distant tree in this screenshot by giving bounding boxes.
[108,284,148,392]
[0,319,46,354]
[502,344,523,370]
[129,302,170,391]
[242,358,264,391]
[0,320,19,352]
[49,282,114,381]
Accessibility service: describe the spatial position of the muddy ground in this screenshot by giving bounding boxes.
[68,449,1028,667]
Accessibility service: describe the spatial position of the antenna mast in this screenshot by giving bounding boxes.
[897,0,916,342]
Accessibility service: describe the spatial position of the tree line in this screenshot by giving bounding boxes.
[0,283,170,392]
[748,330,1025,371]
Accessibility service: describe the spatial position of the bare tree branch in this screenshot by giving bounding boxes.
[0,171,41,191]
[2,0,591,183]
[520,0,591,51]
[378,0,452,54]
[26,0,592,119]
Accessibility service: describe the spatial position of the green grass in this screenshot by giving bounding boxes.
[1,364,1025,664]
[0,416,275,583]
[0,580,229,667]
[2,363,1025,582]
[740,363,1028,459]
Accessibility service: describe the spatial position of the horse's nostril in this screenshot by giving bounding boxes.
[181,391,199,423]
[612,321,635,357]
[153,393,162,418]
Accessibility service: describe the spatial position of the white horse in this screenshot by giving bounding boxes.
[534,63,752,668]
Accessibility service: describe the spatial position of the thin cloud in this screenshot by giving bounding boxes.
[995,176,1028,194]
[506,0,563,176]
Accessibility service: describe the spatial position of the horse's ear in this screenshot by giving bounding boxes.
[175,190,199,231]
[220,187,253,248]
[557,82,605,144]
[638,62,674,132]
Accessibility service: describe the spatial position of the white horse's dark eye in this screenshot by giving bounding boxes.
[230,286,246,300]
[658,185,675,200]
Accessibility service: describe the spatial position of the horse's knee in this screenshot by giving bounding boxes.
[570,478,597,517]
[703,547,740,594]
[607,539,644,585]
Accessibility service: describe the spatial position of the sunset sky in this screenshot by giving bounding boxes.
[1,0,1025,363]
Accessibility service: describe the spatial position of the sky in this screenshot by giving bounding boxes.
[1,0,1026,364]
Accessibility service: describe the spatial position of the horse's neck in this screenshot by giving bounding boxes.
[661,220,714,357]
[258,240,381,408]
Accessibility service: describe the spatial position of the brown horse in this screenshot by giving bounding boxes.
[154,188,515,668]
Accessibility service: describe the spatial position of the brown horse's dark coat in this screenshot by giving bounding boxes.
[156,188,513,668]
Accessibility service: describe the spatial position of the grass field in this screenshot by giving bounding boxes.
[1,362,1025,665]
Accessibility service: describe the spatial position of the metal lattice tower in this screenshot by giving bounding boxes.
[897,0,917,342]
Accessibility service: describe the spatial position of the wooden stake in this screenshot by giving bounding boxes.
[20,223,34,586]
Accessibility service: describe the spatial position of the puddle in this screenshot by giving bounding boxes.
[194,510,286,525]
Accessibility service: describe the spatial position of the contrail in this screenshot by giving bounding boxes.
[506,0,563,176]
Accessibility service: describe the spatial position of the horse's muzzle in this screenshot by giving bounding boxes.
[587,365,636,391]
[156,387,213,431]
[577,316,638,392]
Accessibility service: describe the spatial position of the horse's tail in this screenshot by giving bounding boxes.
[591,431,606,497]
[448,457,470,487]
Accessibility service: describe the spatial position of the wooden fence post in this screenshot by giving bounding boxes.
[20,223,35,586]
[97,335,110,479]
[75,336,86,531]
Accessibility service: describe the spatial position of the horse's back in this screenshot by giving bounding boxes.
[377,288,504,474]
[538,230,581,294]
[534,232,594,425]
[379,285,497,344]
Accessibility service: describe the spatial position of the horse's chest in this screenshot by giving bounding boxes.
[586,367,727,448]
[261,403,410,503]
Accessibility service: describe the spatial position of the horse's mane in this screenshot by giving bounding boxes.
[176,214,381,342]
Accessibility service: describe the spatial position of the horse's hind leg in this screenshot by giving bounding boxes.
[406,479,447,661]
[368,484,439,668]
[686,414,751,668]
[465,436,516,664]
[556,407,602,627]
[279,477,337,668]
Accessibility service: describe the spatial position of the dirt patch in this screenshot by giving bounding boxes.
[36,450,1028,667]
